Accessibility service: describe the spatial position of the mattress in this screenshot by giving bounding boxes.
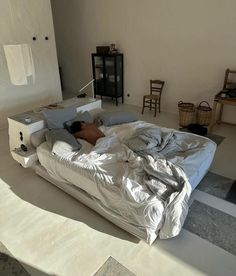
[37,121,216,194]
[36,121,216,243]
[37,140,101,200]
[35,164,148,242]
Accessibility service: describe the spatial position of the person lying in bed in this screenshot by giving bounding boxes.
[70,121,105,145]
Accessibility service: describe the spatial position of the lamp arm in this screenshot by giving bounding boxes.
[79,79,95,92]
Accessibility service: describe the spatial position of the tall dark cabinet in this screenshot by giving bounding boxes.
[92,53,124,105]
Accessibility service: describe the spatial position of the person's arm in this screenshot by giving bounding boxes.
[73,131,82,139]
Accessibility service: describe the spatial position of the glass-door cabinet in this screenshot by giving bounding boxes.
[92,53,124,105]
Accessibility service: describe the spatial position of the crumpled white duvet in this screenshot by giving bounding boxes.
[70,133,192,244]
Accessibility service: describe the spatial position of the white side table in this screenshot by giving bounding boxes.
[8,111,45,151]
[11,147,38,168]
[8,97,101,167]
[61,97,101,112]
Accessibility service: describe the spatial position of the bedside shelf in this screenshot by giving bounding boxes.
[11,147,38,168]
[8,97,102,168]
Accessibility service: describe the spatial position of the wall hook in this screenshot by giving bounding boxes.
[32,36,36,41]
[45,36,49,40]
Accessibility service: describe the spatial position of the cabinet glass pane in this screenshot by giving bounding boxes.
[116,55,122,97]
[94,56,104,95]
[104,57,114,96]
[94,56,103,80]
[105,57,115,77]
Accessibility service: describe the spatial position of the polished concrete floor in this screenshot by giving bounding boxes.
[0,99,235,276]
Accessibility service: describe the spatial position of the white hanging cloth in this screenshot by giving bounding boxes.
[3,44,35,85]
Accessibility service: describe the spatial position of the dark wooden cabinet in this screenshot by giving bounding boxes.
[92,53,124,105]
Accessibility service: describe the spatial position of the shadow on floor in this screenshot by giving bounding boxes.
[0,241,56,276]
[0,161,139,245]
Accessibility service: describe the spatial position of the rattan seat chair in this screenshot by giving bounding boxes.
[141,80,165,117]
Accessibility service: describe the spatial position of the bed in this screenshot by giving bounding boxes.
[34,119,216,245]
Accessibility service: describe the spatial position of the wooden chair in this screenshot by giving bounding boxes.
[223,68,236,90]
[209,69,236,132]
[141,80,165,117]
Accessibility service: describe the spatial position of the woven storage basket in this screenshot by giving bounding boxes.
[178,101,195,127]
[196,101,212,126]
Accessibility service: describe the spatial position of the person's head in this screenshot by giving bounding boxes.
[70,121,82,134]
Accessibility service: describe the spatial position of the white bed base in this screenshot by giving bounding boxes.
[188,150,215,190]
[34,143,216,244]
[35,164,149,243]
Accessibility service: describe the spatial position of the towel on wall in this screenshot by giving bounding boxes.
[3,44,35,85]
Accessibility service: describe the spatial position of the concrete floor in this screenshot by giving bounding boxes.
[0,99,235,276]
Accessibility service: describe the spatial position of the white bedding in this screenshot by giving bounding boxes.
[99,122,216,190]
[37,140,101,200]
[37,121,216,243]
[37,121,216,190]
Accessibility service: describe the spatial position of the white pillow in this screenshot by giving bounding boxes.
[45,129,81,156]
[98,111,138,126]
[42,107,77,129]
[31,129,48,148]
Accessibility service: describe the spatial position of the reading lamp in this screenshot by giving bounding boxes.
[77,79,95,98]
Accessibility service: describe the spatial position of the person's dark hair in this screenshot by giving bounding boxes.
[70,121,82,134]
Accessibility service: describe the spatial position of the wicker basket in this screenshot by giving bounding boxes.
[196,101,212,126]
[178,101,195,127]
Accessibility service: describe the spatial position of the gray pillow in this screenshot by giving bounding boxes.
[98,111,138,126]
[31,128,48,148]
[88,108,104,119]
[43,107,77,129]
[64,111,93,132]
[45,129,81,156]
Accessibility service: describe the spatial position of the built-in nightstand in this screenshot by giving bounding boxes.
[8,111,45,152]
[8,97,102,167]
[11,147,38,168]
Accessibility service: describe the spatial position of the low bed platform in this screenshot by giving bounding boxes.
[35,164,148,242]
[35,121,217,244]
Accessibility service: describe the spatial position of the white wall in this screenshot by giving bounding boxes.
[51,0,236,122]
[0,0,62,129]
